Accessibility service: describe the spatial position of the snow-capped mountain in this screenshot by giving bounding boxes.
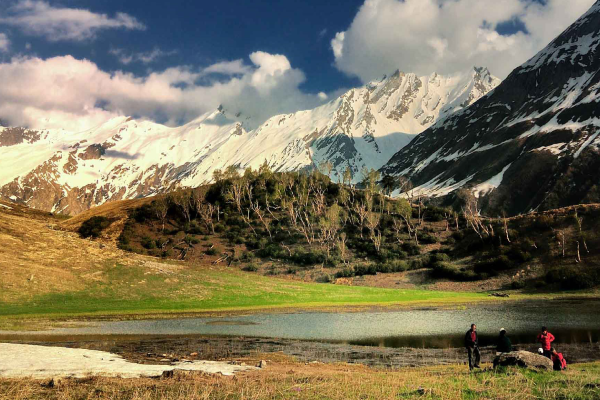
[382,1,600,216]
[0,67,498,214]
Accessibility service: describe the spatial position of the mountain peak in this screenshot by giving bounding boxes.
[381,1,600,216]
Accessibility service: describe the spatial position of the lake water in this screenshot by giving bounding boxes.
[3,299,600,349]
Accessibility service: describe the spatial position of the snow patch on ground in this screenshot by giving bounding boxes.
[473,163,512,198]
[0,343,257,379]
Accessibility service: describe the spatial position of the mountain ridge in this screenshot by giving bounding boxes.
[381,0,600,216]
[0,66,498,214]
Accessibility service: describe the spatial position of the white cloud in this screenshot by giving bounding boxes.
[0,0,145,42]
[0,52,327,131]
[202,59,251,75]
[318,92,328,100]
[109,48,176,65]
[0,33,9,52]
[331,0,596,81]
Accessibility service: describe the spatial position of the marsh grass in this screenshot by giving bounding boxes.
[1,361,599,400]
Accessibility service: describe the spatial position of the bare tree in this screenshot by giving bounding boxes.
[153,196,169,232]
[502,212,511,243]
[574,211,590,254]
[318,204,341,258]
[172,189,193,223]
[366,211,383,253]
[250,201,272,240]
[226,179,244,214]
[198,203,216,234]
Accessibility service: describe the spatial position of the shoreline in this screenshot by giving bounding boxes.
[1,293,599,332]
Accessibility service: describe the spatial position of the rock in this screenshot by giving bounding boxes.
[493,351,553,370]
[190,352,198,357]
[258,360,267,368]
[489,293,509,298]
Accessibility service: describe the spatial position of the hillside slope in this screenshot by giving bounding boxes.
[0,68,498,215]
[382,1,600,216]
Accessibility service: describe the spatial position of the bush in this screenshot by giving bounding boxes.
[402,242,421,256]
[474,256,513,275]
[432,262,479,281]
[335,268,355,278]
[205,246,218,256]
[419,233,439,244]
[141,236,156,249]
[78,216,113,238]
[290,249,326,266]
[545,267,600,290]
[242,264,259,272]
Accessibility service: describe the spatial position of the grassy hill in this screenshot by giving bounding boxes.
[0,198,491,326]
[67,168,600,292]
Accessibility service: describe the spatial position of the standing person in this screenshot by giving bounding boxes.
[464,323,481,370]
[550,348,567,371]
[537,327,555,358]
[497,328,512,354]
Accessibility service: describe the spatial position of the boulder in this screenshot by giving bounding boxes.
[493,351,553,370]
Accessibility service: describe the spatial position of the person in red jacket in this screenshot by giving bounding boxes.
[537,326,555,358]
[551,348,567,371]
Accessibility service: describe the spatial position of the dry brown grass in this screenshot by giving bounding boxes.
[0,200,145,302]
[1,357,599,400]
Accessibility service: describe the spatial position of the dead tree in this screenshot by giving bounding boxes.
[198,203,216,234]
[172,189,193,223]
[251,201,272,240]
[153,196,169,232]
[502,213,511,243]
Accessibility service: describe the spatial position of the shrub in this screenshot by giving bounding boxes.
[242,264,259,272]
[141,236,156,249]
[78,216,113,238]
[290,249,326,266]
[402,242,421,256]
[335,268,355,278]
[545,267,600,290]
[205,246,218,256]
[432,262,479,281]
[419,233,439,244]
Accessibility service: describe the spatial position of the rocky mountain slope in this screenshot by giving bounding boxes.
[0,67,498,214]
[382,1,600,216]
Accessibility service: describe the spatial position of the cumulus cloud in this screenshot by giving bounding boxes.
[331,0,596,81]
[0,33,9,52]
[0,52,328,131]
[109,47,176,65]
[0,0,145,42]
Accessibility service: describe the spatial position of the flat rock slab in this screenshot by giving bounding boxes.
[493,350,554,370]
[0,343,257,379]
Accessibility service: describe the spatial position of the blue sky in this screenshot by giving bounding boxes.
[0,0,595,131]
[3,0,366,94]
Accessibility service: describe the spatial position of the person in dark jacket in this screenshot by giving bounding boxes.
[497,328,512,353]
[465,323,481,370]
[537,326,555,359]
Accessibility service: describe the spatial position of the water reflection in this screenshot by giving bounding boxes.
[2,300,599,350]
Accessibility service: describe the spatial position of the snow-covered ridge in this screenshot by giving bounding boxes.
[0,67,499,214]
[381,1,600,216]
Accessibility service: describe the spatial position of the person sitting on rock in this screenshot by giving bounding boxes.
[464,323,481,370]
[550,348,567,371]
[536,326,555,358]
[496,328,512,354]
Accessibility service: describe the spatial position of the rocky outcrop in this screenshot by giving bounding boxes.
[493,351,554,370]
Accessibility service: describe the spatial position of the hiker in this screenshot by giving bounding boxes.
[496,328,512,354]
[536,326,555,358]
[550,347,567,371]
[464,323,481,370]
